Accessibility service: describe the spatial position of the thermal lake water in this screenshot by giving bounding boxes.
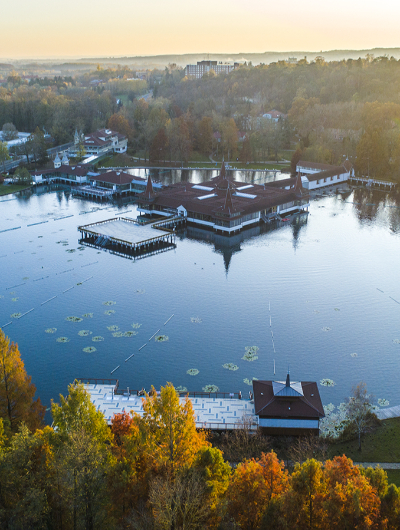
[1,177,400,412]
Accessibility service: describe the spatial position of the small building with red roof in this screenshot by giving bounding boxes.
[253,372,325,436]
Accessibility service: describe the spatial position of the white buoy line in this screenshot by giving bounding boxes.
[6,283,26,290]
[164,314,174,325]
[41,296,57,305]
[111,365,120,374]
[148,329,160,341]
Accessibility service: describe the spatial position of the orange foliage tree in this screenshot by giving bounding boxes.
[226,450,288,529]
[0,329,45,432]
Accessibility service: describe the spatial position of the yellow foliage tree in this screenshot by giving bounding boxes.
[0,329,45,432]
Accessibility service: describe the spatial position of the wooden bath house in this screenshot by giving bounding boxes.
[253,373,325,436]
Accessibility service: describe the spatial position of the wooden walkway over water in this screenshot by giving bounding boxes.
[78,216,177,258]
[376,405,400,420]
[84,382,257,431]
[350,176,396,190]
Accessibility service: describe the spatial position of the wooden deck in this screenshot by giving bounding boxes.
[84,383,258,431]
[78,217,176,258]
[375,405,400,420]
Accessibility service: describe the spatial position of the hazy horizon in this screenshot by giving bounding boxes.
[2,0,400,60]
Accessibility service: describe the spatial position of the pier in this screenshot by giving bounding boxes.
[82,379,257,431]
[78,216,176,259]
[349,176,396,190]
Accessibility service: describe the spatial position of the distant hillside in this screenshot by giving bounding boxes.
[77,48,400,69]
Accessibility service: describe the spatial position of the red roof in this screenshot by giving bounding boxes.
[89,171,133,185]
[253,380,324,420]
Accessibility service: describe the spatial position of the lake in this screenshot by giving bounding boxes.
[1,171,400,412]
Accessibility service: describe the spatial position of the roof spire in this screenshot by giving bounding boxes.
[220,161,226,179]
[144,174,154,199]
[223,183,234,213]
[286,367,290,387]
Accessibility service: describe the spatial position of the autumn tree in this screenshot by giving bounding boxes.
[221,118,238,161]
[0,329,45,433]
[107,113,133,140]
[50,382,114,529]
[0,424,49,528]
[323,456,381,529]
[129,382,208,474]
[149,127,168,163]
[196,116,213,155]
[288,458,325,529]
[240,136,252,163]
[167,116,192,164]
[226,451,288,529]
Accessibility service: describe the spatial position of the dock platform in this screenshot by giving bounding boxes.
[84,382,257,431]
[78,217,176,259]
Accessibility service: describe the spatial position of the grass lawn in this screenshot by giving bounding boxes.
[328,417,400,463]
[386,470,400,487]
[97,153,136,168]
[0,184,31,196]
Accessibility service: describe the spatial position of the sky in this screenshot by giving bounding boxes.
[1,0,400,59]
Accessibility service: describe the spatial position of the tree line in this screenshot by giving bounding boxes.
[1,327,400,529]
[3,56,400,177]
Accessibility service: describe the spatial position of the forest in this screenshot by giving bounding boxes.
[2,56,400,179]
[1,328,400,529]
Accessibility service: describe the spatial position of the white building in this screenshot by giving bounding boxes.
[185,61,239,79]
[69,128,128,157]
[297,160,353,190]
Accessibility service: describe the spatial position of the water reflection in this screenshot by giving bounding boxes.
[125,167,288,186]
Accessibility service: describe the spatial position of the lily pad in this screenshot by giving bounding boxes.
[45,328,57,334]
[136,289,145,294]
[175,386,188,393]
[56,337,70,343]
[334,308,340,311]
[187,368,199,376]
[223,363,239,371]
[82,313,93,318]
[378,398,390,407]
[78,330,92,337]
[11,298,18,302]
[132,323,142,329]
[10,313,21,319]
[92,336,104,342]
[191,317,202,324]
[83,346,97,353]
[393,339,400,344]
[103,301,116,306]
[322,327,331,332]
[107,325,119,331]
[112,331,124,337]
[243,377,259,386]
[203,384,219,393]
[242,346,259,362]
[350,352,358,358]
[155,335,169,342]
[320,378,335,387]
[104,309,115,315]
[66,316,83,323]
[123,331,137,337]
